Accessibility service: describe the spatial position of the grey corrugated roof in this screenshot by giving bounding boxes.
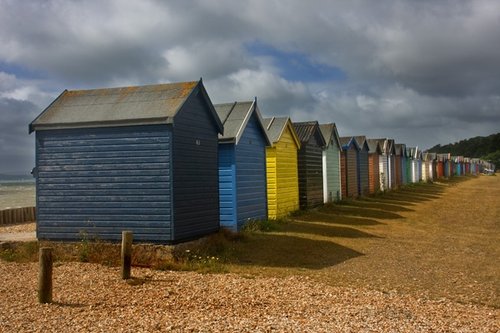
[30,80,223,133]
[263,117,289,143]
[319,123,341,149]
[339,136,360,151]
[292,121,326,147]
[353,136,369,151]
[214,100,270,145]
[366,139,382,154]
[372,138,396,155]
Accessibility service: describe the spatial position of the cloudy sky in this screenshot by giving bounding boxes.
[1,0,499,175]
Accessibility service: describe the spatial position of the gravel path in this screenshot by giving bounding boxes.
[0,222,36,233]
[0,261,498,332]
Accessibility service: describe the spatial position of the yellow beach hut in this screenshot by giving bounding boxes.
[263,117,301,219]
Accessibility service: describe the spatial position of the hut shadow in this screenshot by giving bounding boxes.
[235,233,363,270]
[340,200,414,212]
[319,205,403,220]
[384,191,442,202]
[294,211,383,226]
[283,220,381,239]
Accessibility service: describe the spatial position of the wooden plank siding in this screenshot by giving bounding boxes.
[294,122,325,209]
[321,124,342,203]
[322,147,342,202]
[172,92,220,241]
[379,156,389,191]
[218,144,237,229]
[340,153,347,199]
[36,125,173,242]
[368,153,380,194]
[389,155,396,189]
[357,144,369,196]
[395,156,402,187]
[346,147,359,198]
[234,113,268,229]
[298,142,324,208]
[266,125,299,219]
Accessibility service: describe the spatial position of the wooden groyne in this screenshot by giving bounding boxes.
[0,207,36,225]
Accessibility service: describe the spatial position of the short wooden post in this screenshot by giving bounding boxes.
[38,247,53,304]
[121,231,133,279]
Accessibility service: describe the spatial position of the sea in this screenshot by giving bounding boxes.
[0,179,36,209]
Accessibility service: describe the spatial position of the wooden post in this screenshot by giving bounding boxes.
[121,231,133,279]
[38,247,53,304]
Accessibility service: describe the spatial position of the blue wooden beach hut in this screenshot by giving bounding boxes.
[214,99,271,231]
[29,80,223,243]
[354,136,370,196]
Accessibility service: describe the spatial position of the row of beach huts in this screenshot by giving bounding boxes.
[28,80,495,244]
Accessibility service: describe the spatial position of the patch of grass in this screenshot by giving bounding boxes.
[242,218,288,233]
[0,241,38,262]
[166,229,243,273]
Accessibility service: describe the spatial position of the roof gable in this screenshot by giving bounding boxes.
[339,136,361,151]
[353,136,369,152]
[319,123,341,149]
[366,139,382,154]
[214,99,271,145]
[372,138,396,155]
[263,117,301,149]
[29,79,223,134]
[292,121,326,147]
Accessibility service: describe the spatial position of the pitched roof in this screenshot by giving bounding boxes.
[372,138,396,155]
[292,121,326,146]
[263,117,301,148]
[30,80,223,133]
[366,139,382,154]
[408,147,421,159]
[394,143,407,156]
[339,136,361,151]
[353,135,369,151]
[214,99,271,145]
[319,123,341,149]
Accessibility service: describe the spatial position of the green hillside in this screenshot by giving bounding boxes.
[428,133,500,169]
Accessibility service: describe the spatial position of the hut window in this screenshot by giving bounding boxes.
[195,139,201,146]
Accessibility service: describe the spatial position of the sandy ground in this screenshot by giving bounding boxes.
[0,176,498,332]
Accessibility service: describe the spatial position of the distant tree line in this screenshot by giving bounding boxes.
[428,133,500,170]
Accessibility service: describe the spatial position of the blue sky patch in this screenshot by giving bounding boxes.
[0,61,46,80]
[246,41,346,82]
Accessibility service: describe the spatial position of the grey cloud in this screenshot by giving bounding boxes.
[0,98,37,174]
[0,0,499,175]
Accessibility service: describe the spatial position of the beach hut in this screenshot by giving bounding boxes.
[340,136,360,198]
[263,117,301,219]
[387,139,397,189]
[293,121,326,209]
[214,100,271,231]
[320,123,342,202]
[444,154,453,178]
[408,147,420,183]
[372,138,394,191]
[398,144,408,185]
[421,152,431,182]
[366,139,382,194]
[29,80,223,243]
[394,144,403,188]
[354,136,370,196]
[405,147,413,184]
[428,153,437,180]
[438,153,451,178]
